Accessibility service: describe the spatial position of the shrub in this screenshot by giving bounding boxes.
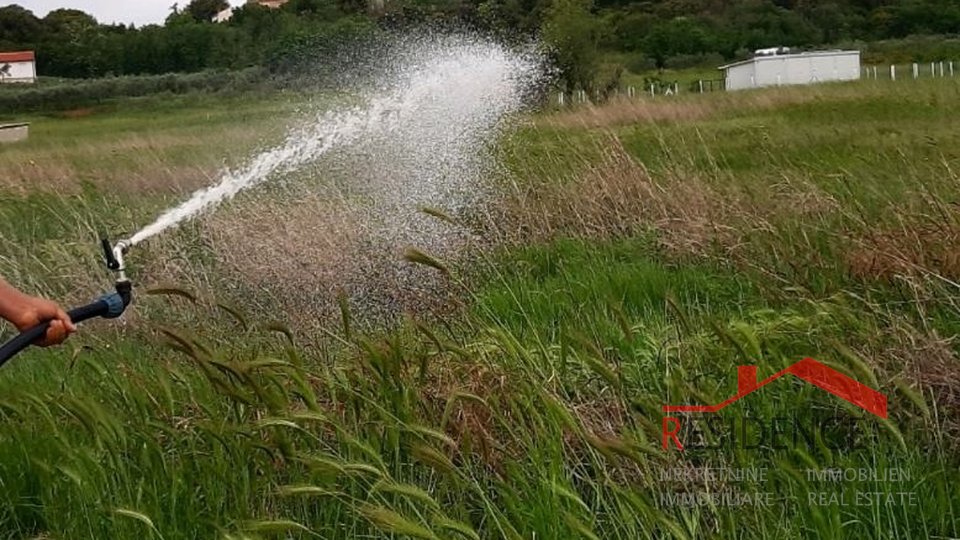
[850,34,960,64]
[623,52,656,74]
[0,68,271,113]
[664,52,726,70]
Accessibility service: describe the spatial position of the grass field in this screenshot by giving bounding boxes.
[0,78,957,539]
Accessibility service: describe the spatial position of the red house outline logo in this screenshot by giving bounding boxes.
[661,358,887,451]
[663,357,887,417]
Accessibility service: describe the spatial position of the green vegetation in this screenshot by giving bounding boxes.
[0,77,958,538]
[0,68,274,114]
[2,0,960,96]
[0,2,375,77]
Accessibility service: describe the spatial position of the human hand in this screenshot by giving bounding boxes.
[1,292,76,347]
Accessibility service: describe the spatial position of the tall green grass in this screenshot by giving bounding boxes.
[0,78,957,538]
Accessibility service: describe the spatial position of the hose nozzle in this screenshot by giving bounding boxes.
[101,236,131,282]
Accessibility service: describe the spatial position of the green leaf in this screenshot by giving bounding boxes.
[242,519,313,534]
[359,505,439,540]
[113,508,161,537]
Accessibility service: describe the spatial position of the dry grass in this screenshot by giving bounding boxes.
[543,82,892,129]
[872,318,960,444]
[493,135,753,259]
[544,96,719,129]
[4,159,219,197]
[844,205,960,283]
[0,118,283,195]
[205,193,360,303]
[497,128,960,293]
[199,192,459,329]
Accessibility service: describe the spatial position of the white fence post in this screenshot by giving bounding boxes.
[951,61,955,77]
[913,63,919,79]
[939,61,945,77]
[699,79,704,93]
[930,62,935,77]
[649,84,655,97]
[558,91,565,106]
[890,65,896,81]
[872,66,877,79]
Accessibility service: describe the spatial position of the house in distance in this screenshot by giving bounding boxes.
[0,51,37,84]
[720,49,861,91]
[215,0,290,22]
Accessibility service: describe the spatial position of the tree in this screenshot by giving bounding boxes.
[0,0,956,81]
[541,0,602,92]
[40,9,102,77]
[186,0,230,22]
[43,8,99,37]
[0,5,43,47]
[642,17,716,66]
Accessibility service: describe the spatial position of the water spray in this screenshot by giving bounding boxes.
[126,36,545,249]
[0,35,545,364]
[0,237,134,367]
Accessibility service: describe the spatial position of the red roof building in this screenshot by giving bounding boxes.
[0,51,37,84]
[0,51,35,63]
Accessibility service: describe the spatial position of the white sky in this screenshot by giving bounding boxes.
[13,1,244,27]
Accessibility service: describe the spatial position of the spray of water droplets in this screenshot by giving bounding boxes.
[129,34,546,249]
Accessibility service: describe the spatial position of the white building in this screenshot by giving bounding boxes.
[213,6,234,22]
[0,51,36,84]
[719,50,860,91]
[216,1,289,22]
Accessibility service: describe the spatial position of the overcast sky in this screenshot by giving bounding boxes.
[14,1,243,26]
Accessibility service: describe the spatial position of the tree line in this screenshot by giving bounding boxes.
[0,0,958,90]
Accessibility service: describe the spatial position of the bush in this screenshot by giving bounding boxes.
[0,68,271,114]
[622,52,656,74]
[849,35,960,64]
[664,52,726,70]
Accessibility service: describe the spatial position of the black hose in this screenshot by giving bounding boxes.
[0,282,132,369]
[0,300,110,368]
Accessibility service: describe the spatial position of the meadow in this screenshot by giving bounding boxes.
[0,77,957,539]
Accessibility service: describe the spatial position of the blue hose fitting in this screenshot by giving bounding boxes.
[100,292,127,319]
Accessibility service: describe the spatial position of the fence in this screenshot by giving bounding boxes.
[556,80,688,106]
[862,61,956,81]
[691,78,725,93]
[552,60,957,107]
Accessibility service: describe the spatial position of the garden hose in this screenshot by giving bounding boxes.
[0,237,133,368]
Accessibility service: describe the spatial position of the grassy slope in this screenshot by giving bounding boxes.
[0,80,957,538]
